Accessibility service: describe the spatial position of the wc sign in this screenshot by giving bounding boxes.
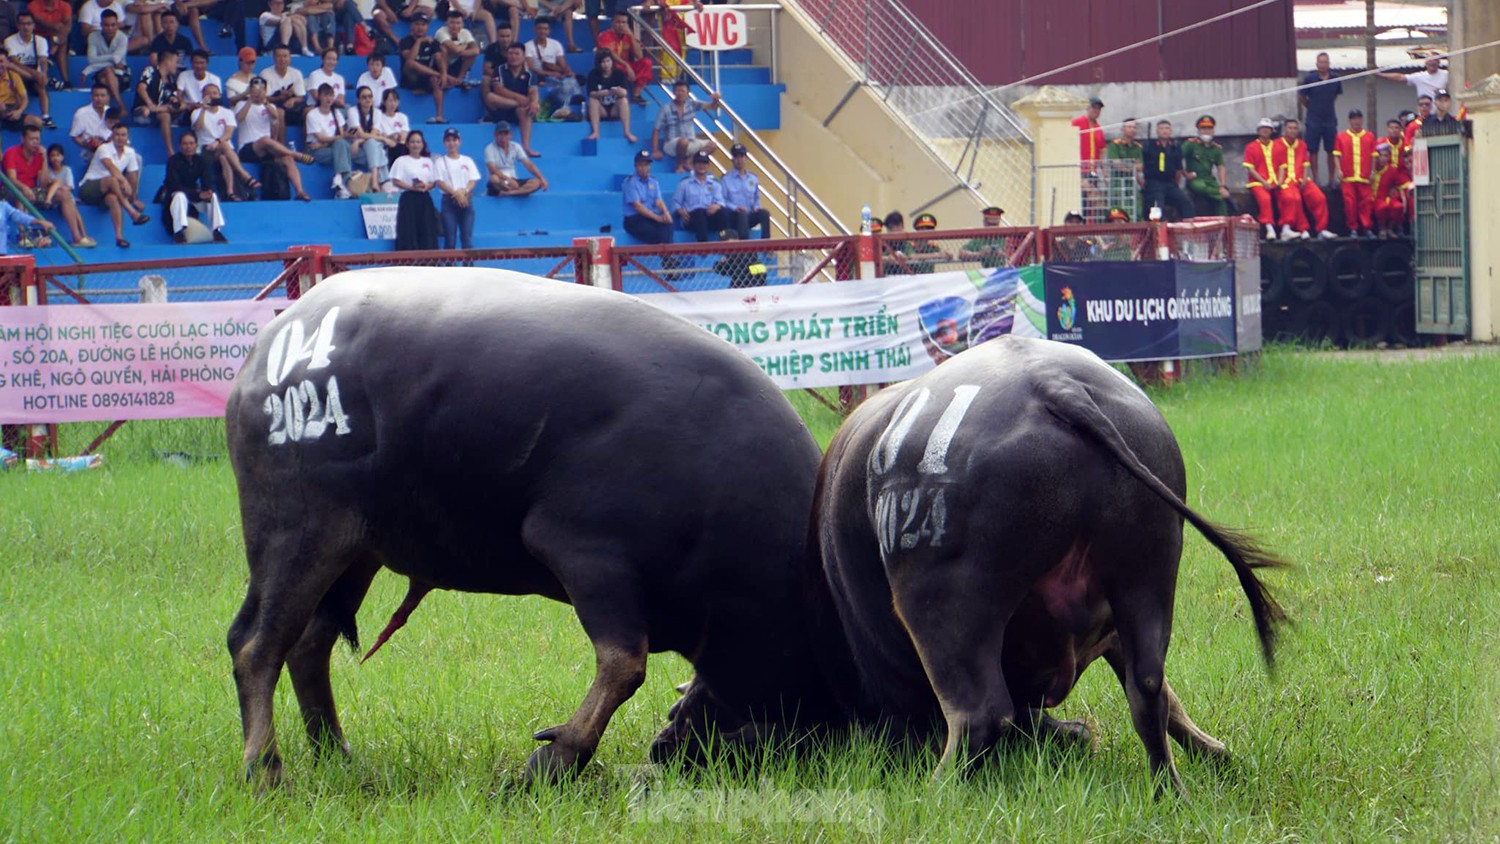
[683,7,748,51]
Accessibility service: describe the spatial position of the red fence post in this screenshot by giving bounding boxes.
[285,244,332,298]
[573,237,615,287]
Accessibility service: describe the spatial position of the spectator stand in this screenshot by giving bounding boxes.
[628,6,846,242]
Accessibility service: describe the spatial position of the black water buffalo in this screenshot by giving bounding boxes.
[224,268,834,783]
[807,336,1287,794]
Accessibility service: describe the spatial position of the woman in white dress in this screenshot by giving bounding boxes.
[388,129,439,250]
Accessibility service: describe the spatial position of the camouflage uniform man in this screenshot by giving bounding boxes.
[1104,117,1143,220]
[1182,114,1230,216]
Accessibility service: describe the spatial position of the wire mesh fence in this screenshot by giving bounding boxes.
[324,246,589,283]
[873,227,1038,276]
[1035,160,1145,226]
[615,237,857,294]
[789,0,1033,217]
[1042,223,1159,263]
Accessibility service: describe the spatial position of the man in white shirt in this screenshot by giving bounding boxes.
[78,122,150,247]
[5,12,56,128]
[1378,56,1449,105]
[434,10,478,87]
[260,44,306,139]
[434,126,481,249]
[70,83,113,160]
[175,48,220,109]
[524,16,577,120]
[354,51,396,102]
[483,120,545,196]
[193,82,257,198]
[446,0,495,49]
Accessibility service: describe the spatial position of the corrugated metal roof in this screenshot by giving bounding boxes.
[1294,0,1445,31]
[1297,46,1436,72]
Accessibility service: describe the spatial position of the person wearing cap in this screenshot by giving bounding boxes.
[389,128,439,249]
[133,47,183,155]
[399,13,453,126]
[720,143,768,240]
[621,147,673,246]
[161,131,228,243]
[236,72,316,201]
[1104,117,1143,220]
[1277,118,1335,240]
[1243,117,1283,240]
[260,45,306,142]
[146,11,193,71]
[223,45,261,109]
[958,206,1007,268]
[1333,108,1375,237]
[1071,96,1105,219]
[651,78,720,173]
[484,120,546,196]
[258,0,310,56]
[1299,52,1341,183]
[1373,145,1413,239]
[1377,55,1447,104]
[672,148,726,242]
[1140,120,1194,222]
[1182,115,1229,217]
[902,212,947,274]
[434,127,481,250]
[1422,88,1461,136]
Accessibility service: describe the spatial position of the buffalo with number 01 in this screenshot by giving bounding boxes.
[805,336,1289,794]
[223,268,838,784]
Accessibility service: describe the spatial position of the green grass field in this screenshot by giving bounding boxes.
[3,347,1498,843]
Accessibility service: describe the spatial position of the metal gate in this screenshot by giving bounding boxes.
[1413,133,1468,335]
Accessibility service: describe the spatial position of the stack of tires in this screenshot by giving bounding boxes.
[1260,239,1419,348]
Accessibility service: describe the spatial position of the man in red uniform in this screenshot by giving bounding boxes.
[1277,118,1335,240]
[1383,118,1406,163]
[1334,108,1377,237]
[1403,95,1431,148]
[1071,96,1105,219]
[1243,117,1282,240]
[1374,146,1413,239]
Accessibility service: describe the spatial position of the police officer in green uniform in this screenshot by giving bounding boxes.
[1104,117,1144,220]
[1183,114,1231,216]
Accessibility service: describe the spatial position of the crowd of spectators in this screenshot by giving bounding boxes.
[0,2,787,256]
[1073,52,1460,241]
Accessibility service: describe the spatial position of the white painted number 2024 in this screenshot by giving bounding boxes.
[261,307,351,445]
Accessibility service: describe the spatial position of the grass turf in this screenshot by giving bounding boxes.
[2,346,1497,842]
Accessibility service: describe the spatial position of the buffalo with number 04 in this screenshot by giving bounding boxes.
[806,336,1289,795]
[223,268,837,784]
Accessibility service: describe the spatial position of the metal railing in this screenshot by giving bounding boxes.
[630,6,849,240]
[785,0,1033,216]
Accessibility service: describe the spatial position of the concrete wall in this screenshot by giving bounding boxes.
[770,4,991,232]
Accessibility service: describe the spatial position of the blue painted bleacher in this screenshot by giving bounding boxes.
[14,17,783,286]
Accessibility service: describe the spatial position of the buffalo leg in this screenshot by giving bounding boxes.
[528,631,648,780]
[1098,635,1227,760]
[1105,584,1182,797]
[889,564,1022,778]
[285,555,381,758]
[227,526,356,784]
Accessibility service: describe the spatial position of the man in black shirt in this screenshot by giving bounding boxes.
[146,12,194,70]
[1422,88,1463,137]
[161,131,227,243]
[399,13,451,124]
[134,48,183,154]
[1140,119,1194,221]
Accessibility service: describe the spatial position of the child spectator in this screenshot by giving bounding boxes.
[38,142,95,247]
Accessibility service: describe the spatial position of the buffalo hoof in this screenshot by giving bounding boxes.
[1034,714,1096,753]
[526,728,590,783]
[242,756,285,792]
